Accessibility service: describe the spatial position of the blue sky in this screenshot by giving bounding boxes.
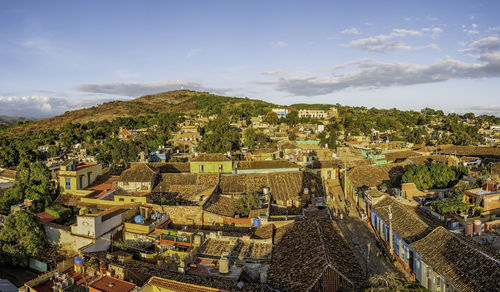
[1,0,500,118]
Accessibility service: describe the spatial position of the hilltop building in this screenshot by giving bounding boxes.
[271,108,288,119]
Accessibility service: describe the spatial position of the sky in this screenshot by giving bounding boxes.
[1,0,500,118]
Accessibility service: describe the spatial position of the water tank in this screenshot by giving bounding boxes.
[134,215,144,224]
[465,222,473,236]
[253,218,260,227]
[473,220,482,234]
[219,257,229,274]
[74,257,84,264]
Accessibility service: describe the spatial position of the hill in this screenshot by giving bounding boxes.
[0,115,37,125]
[18,90,275,131]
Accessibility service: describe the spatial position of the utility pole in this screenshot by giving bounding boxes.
[366,242,371,277]
[388,205,394,259]
[343,161,347,200]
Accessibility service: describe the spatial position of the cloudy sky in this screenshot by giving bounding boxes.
[1,0,500,118]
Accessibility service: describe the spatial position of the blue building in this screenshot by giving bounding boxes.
[371,196,500,291]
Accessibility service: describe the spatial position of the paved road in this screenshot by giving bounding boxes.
[331,191,399,277]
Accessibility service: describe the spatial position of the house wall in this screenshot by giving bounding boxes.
[114,194,148,204]
[43,224,93,252]
[372,210,458,292]
[71,213,122,238]
[117,181,153,193]
[59,164,102,192]
[483,194,500,211]
[190,161,232,174]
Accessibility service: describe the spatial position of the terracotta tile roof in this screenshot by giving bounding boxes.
[405,155,457,166]
[410,226,500,292]
[118,163,157,183]
[147,276,225,292]
[347,163,408,188]
[204,194,236,217]
[252,223,273,239]
[234,160,299,170]
[191,153,231,162]
[220,172,323,202]
[309,159,343,169]
[35,212,57,223]
[267,219,367,291]
[382,150,421,161]
[148,162,190,173]
[89,276,136,292]
[438,145,500,157]
[373,196,432,243]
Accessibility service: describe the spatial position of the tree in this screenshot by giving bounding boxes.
[0,161,57,214]
[0,210,46,266]
[263,111,279,125]
[429,162,456,189]
[401,165,433,190]
[234,192,260,217]
[402,162,459,190]
[197,115,241,153]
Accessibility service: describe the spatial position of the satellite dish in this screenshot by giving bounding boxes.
[134,215,144,224]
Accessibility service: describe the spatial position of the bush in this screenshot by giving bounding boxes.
[45,204,71,224]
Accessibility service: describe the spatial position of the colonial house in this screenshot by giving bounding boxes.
[410,226,500,292]
[117,163,160,193]
[371,196,433,279]
[190,153,232,174]
[59,160,102,194]
[306,159,342,180]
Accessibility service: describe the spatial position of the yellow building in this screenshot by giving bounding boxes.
[59,160,102,194]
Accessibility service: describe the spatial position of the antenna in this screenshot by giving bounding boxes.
[180,80,184,90]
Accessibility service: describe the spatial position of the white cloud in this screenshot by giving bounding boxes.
[76,80,231,97]
[263,40,500,96]
[261,70,286,76]
[348,27,442,52]
[341,27,360,35]
[270,41,288,48]
[460,36,500,54]
[0,95,120,118]
[488,26,500,32]
[467,105,500,115]
[403,17,411,22]
[463,24,479,35]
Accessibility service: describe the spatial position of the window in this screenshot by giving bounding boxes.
[199,165,204,172]
[327,170,332,179]
[65,178,71,190]
[218,164,223,172]
[119,198,124,202]
[131,199,135,202]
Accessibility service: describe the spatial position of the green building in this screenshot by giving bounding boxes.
[190,153,232,174]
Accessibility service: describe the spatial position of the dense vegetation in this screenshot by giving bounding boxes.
[197,115,241,153]
[0,161,58,214]
[401,162,468,191]
[0,210,47,266]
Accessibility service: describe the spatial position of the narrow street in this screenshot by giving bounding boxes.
[330,187,399,277]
